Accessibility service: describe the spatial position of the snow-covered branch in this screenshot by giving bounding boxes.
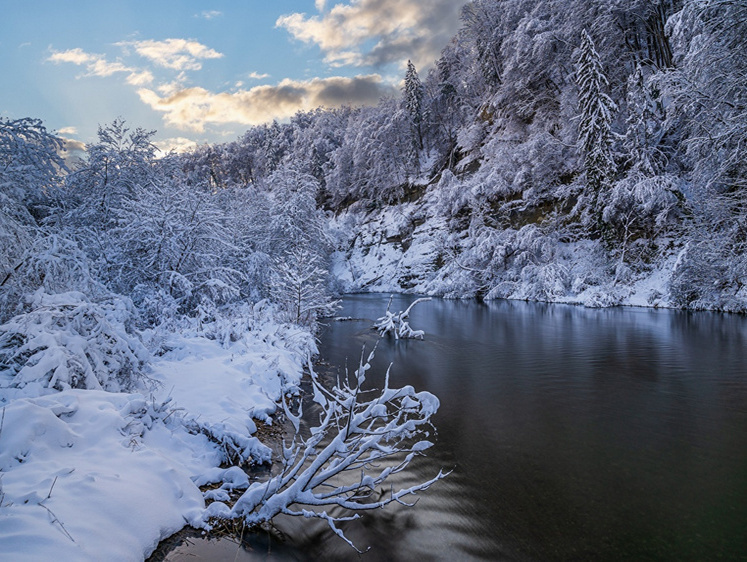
[374,296,431,339]
[202,346,447,551]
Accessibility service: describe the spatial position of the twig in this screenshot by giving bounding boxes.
[37,503,76,543]
[47,476,58,499]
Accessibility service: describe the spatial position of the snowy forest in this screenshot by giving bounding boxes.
[2,0,747,559]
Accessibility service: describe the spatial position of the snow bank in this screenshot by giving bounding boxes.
[0,390,209,561]
[0,311,315,561]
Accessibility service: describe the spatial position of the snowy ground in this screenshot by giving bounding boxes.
[0,316,315,561]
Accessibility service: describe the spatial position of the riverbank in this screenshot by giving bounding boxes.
[330,191,744,313]
[0,311,315,561]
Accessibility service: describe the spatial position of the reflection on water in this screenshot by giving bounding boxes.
[164,295,747,561]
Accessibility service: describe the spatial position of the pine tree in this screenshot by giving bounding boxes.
[576,29,617,196]
[403,60,424,152]
[576,29,618,232]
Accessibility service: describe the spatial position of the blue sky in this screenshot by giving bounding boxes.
[0,0,464,153]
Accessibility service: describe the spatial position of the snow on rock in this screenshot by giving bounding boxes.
[331,190,680,310]
[330,199,446,294]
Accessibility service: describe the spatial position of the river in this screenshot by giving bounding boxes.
[161,294,747,561]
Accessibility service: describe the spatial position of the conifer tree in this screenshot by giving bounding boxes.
[403,60,424,152]
[576,30,617,230]
[576,29,618,219]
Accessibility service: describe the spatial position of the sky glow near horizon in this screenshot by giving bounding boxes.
[0,0,465,153]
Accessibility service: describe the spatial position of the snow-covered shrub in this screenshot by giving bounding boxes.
[0,233,106,325]
[0,291,149,392]
[669,239,747,312]
[602,174,680,268]
[513,262,571,301]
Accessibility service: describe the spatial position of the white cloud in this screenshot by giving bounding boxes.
[197,10,222,20]
[137,74,396,132]
[120,38,223,71]
[277,0,465,70]
[315,0,327,11]
[48,48,97,66]
[248,71,270,80]
[57,126,78,135]
[59,137,87,167]
[48,48,153,85]
[154,137,199,154]
[125,70,154,86]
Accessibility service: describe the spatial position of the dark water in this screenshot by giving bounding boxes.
[163,295,747,561]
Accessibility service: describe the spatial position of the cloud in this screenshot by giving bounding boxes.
[197,10,222,20]
[125,70,154,86]
[58,137,87,168]
[154,137,199,154]
[57,126,78,135]
[137,74,396,131]
[48,48,97,66]
[276,0,465,70]
[48,48,153,85]
[119,39,223,71]
[248,71,270,80]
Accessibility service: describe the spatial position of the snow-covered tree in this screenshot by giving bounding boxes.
[326,101,412,204]
[603,174,680,280]
[111,167,243,316]
[0,117,65,218]
[270,246,339,327]
[663,0,747,308]
[67,119,156,220]
[576,29,618,202]
[403,60,424,153]
[0,118,66,319]
[624,64,665,176]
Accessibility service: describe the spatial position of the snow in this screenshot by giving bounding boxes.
[330,187,680,311]
[0,316,314,561]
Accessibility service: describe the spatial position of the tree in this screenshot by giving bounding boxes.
[270,246,339,326]
[111,163,243,316]
[403,60,424,153]
[576,29,618,229]
[0,118,66,317]
[67,119,156,220]
[64,120,158,285]
[624,64,665,176]
[664,0,747,308]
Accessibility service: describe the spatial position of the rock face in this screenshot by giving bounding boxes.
[329,180,680,309]
[331,196,447,294]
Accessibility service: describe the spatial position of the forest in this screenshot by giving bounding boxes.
[1,0,746,559]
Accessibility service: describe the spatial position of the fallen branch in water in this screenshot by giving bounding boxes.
[202,346,447,552]
[374,296,432,340]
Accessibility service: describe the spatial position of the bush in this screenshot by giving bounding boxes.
[0,291,149,392]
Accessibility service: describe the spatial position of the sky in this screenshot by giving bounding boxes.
[0,0,465,154]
